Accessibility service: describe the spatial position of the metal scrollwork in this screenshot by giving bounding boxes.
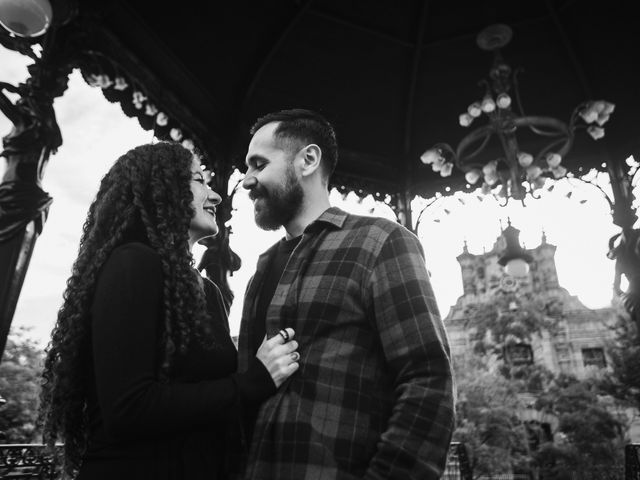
[442,442,472,480]
[0,73,63,242]
[0,28,40,62]
[0,180,52,242]
[196,169,242,311]
[197,224,242,312]
[626,443,640,478]
[0,444,62,479]
[0,30,72,242]
[608,228,640,326]
[0,78,62,159]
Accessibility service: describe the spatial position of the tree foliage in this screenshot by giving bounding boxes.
[452,356,531,478]
[463,291,561,360]
[534,375,625,479]
[455,294,626,479]
[454,355,626,479]
[0,326,44,443]
[601,306,640,408]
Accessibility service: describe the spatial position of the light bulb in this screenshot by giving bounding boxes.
[481,96,496,113]
[497,93,511,109]
[0,0,52,37]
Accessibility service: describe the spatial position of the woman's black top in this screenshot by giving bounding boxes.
[77,242,275,480]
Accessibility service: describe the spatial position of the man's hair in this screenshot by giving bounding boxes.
[250,108,338,182]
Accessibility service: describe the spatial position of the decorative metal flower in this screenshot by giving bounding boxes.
[420,24,614,204]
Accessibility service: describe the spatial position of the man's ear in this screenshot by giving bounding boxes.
[299,144,322,178]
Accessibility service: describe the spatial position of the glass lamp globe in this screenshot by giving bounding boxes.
[0,0,52,38]
[504,258,529,277]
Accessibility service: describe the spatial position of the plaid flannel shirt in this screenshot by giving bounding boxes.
[237,207,454,479]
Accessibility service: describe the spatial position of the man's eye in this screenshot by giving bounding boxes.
[247,160,266,172]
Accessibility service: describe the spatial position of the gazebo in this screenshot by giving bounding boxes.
[1,0,639,362]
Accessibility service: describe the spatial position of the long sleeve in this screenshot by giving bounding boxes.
[90,243,275,441]
[364,228,455,480]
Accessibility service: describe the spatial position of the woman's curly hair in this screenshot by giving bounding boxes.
[38,141,214,477]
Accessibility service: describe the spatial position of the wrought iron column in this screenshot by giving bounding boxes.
[0,150,53,358]
[196,159,242,312]
[606,150,640,328]
[389,191,415,234]
[0,35,71,360]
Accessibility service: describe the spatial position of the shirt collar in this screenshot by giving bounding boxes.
[258,206,348,262]
[306,206,348,231]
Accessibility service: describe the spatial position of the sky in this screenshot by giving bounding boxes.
[0,46,625,347]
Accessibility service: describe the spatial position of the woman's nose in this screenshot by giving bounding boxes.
[209,189,222,205]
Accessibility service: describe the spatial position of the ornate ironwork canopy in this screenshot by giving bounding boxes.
[7,0,636,200]
[1,0,640,359]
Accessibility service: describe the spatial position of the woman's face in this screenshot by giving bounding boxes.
[188,157,222,247]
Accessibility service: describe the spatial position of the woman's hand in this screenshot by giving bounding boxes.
[255,328,300,388]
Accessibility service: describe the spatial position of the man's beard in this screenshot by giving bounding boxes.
[250,166,304,231]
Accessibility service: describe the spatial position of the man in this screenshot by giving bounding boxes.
[237,108,454,479]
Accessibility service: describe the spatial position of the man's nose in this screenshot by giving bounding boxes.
[242,174,257,190]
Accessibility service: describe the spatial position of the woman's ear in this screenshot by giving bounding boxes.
[299,144,322,178]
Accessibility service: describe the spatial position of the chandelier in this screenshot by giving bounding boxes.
[420,24,615,204]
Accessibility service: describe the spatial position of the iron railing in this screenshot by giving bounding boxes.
[443,441,472,480]
[0,444,62,479]
[0,441,635,479]
[0,441,472,479]
[627,443,640,480]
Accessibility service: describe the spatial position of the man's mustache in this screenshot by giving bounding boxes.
[248,186,269,201]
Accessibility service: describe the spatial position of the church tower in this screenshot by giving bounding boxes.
[445,222,616,380]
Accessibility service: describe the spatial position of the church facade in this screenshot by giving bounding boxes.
[443,222,640,442]
[444,226,615,379]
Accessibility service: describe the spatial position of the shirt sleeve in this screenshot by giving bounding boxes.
[364,227,455,480]
[90,244,275,441]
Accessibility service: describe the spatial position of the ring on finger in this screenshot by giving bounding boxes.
[278,329,290,343]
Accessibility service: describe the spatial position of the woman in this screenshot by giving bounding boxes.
[38,142,299,479]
